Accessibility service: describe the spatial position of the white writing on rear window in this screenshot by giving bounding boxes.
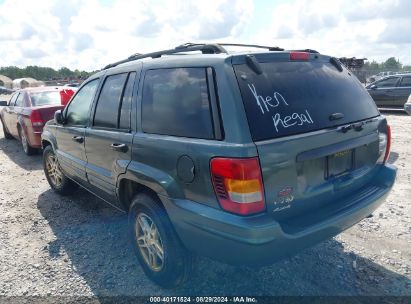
[248,83,314,133]
[247,83,288,114]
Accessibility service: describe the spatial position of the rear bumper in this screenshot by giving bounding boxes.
[26,130,42,148]
[404,103,411,115]
[161,164,396,266]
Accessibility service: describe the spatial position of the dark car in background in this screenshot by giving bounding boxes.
[0,86,76,155]
[366,73,411,108]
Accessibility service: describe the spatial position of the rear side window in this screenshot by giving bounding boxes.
[8,93,18,106]
[93,72,136,130]
[399,76,411,87]
[376,77,399,88]
[94,73,128,129]
[141,68,214,139]
[30,91,61,106]
[15,93,25,107]
[119,72,136,130]
[234,60,379,141]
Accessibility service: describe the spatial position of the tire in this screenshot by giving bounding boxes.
[1,119,13,139]
[18,126,37,155]
[43,145,78,195]
[129,193,194,288]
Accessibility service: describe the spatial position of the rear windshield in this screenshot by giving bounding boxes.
[30,91,61,106]
[234,59,379,141]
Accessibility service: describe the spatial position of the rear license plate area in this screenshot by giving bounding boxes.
[326,149,354,178]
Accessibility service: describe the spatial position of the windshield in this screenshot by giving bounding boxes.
[30,91,61,106]
[234,60,380,141]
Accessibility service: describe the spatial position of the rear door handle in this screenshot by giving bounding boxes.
[110,143,128,152]
[72,136,84,143]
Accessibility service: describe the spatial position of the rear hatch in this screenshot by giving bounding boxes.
[29,89,71,125]
[233,52,386,225]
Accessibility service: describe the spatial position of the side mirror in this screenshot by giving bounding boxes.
[0,100,7,106]
[54,109,65,125]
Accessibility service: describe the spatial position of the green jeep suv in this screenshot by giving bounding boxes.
[41,43,397,288]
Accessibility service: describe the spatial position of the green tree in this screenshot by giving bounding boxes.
[369,60,380,71]
[0,66,93,81]
[402,65,411,72]
[57,67,74,78]
[383,57,401,71]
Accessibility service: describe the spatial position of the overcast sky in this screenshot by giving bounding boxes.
[0,0,410,71]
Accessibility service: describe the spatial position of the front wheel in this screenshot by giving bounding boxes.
[43,145,78,195]
[129,193,194,288]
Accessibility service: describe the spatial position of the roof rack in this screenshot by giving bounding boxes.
[206,43,284,52]
[102,42,286,70]
[291,49,319,54]
[103,43,227,70]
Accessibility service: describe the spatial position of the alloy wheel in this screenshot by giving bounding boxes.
[135,212,164,271]
[46,153,63,187]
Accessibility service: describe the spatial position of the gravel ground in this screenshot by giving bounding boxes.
[0,112,410,298]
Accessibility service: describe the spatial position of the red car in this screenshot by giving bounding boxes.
[0,86,76,155]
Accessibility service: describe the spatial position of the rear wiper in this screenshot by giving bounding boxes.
[352,122,364,131]
[329,112,344,121]
[330,57,343,72]
[339,122,364,133]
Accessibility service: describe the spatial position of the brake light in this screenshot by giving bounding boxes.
[210,157,265,215]
[384,124,391,163]
[30,110,44,127]
[290,52,310,61]
[377,124,391,164]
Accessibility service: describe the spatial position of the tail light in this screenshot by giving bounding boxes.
[30,110,44,129]
[210,157,265,215]
[290,52,310,61]
[377,124,391,164]
[384,124,391,163]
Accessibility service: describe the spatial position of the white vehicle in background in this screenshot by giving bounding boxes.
[368,71,396,84]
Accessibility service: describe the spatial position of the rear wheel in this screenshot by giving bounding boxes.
[18,127,37,155]
[1,120,13,139]
[43,145,78,195]
[129,193,194,288]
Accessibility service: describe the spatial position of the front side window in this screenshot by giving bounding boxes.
[141,68,214,139]
[93,73,128,129]
[399,76,411,87]
[376,77,399,88]
[66,79,99,126]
